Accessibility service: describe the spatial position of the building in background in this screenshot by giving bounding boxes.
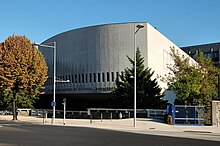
[181,42,220,67]
[38,22,194,109]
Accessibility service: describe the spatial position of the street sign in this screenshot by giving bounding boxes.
[51,101,56,107]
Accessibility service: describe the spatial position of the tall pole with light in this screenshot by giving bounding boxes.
[218,74,220,100]
[34,42,56,125]
[134,24,144,127]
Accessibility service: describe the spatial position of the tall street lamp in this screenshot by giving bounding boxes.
[134,24,144,127]
[218,74,220,100]
[34,42,56,125]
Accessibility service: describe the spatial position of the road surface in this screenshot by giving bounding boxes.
[0,123,219,146]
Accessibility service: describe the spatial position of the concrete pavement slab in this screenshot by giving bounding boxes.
[1,115,220,142]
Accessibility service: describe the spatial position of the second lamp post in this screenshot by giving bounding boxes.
[35,42,56,125]
[134,24,144,127]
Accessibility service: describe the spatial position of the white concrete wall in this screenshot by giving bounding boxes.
[146,23,196,91]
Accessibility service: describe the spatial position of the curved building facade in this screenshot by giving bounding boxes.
[39,22,192,108]
[41,22,149,95]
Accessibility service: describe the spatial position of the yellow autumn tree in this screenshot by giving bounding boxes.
[0,35,48,120]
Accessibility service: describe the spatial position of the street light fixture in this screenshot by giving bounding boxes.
[34,42,56,125]
[55,77,70,83]
[134,24,144,127]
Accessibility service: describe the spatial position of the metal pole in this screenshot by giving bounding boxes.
[52,42,56,125]
[43,110,45,124]
[134,26,137,127]
[101,113,103,122]
[133,24,144,127]
[63,98,66,125]
[218,74,220,100]
[90,114,92,123]
[34,42,56,125]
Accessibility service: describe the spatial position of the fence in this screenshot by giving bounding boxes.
[26,108,167,120]
[88,108,167,120]
[30,109,89,119]
[0,110,12,115]
[167,105,205,125]
[146,109,167,119]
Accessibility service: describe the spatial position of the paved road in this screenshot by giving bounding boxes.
[0,123,219,146]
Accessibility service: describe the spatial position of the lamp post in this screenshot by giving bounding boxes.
[34,42,56,125]
[218,74,220,100]
[134,24,144,127]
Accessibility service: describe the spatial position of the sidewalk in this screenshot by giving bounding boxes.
[1,115,220,141]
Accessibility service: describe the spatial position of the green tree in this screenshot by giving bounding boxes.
[113,48,165,109]
[162,47,220,123]
[0,35,48,120]
[0,89,39,110]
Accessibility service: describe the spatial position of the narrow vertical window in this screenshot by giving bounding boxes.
[78,74,81,83]
[111,72,114,82]
[116,72,119,81]
[86,74,88,83]
[107,72,110,82]
[93,73,96,82]
[82,74,84,83]
[98,73,101,82]
[89,73,92,82]
[75,74,77,83]
[72,75,74,83]
[102,72,105,82]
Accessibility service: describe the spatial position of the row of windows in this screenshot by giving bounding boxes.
[46,72,124,85]
[187,48,220,55]
[50,87,114,92]
[189,52,219,62]
[187,49,220,63]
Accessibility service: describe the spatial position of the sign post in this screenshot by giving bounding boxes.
[62,98,66,125]
[51,101,56,124]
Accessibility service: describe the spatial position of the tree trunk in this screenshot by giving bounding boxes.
[12,92,18,120]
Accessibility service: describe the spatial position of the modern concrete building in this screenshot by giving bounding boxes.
[181,42,220,67]
[39,22,194,109]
